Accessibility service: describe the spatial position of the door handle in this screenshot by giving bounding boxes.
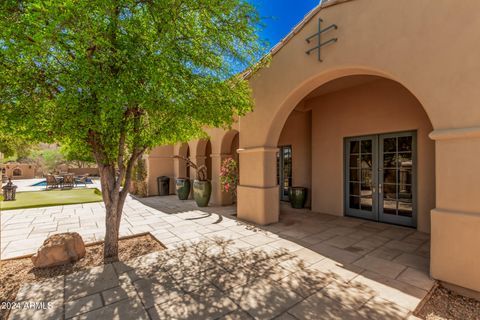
[379,184,383,194]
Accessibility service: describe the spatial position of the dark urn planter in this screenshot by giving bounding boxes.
[289,187,307,209]
[193,180,212,207]
[175,178,191,200]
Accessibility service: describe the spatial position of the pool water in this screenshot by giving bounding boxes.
[31,178,94,187]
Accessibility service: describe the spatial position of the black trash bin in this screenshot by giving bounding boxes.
[157,176,170,196]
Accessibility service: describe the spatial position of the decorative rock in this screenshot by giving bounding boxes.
[31,232,86,268]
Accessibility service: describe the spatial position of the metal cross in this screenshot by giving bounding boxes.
[305,18,338,62]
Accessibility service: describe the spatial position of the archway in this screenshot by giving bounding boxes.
[12,168,22,177]
[274,74,435,232]
[195,139,212,181]
[177,143,190,179]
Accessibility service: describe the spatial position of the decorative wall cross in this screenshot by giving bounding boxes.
[305,18,338,62]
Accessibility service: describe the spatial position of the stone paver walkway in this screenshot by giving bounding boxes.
[5,196,433,319]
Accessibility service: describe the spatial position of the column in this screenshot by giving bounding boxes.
[237,146,279,225]
[429,127,480,293]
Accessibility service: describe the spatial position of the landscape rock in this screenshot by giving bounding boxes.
[31,232,86,268]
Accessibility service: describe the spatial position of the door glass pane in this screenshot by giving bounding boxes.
[349,196,360,209]
[383,169,397,184]
[398,201,413,217]
[278,146,292,201]
[361,140,372,154]
[398,184,412,201]
[361,169,372,184]
[350,155,360,168]
[383,183,397,200]
[361,183,372,197]
[349,182,360,196]
[398,136,412,152]
[350,169,359,182]
[350,141,360,153]
[361,155,373,168]
[383,137,397,153]
[383,200,397,215]
[383,153,397,168]
[360,197,373,211]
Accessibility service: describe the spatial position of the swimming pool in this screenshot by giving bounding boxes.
[31,178,94,187]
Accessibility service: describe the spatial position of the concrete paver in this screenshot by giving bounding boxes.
[5,195,434,319]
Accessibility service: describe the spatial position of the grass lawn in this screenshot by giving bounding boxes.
[0,188,103,210]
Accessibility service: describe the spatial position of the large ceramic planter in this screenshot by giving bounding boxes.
[193,180,211,207]
[175,178,191,200]
[289,187,307,209]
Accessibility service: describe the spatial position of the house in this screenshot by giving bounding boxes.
[2,162,37,179]
[145,0,480,296]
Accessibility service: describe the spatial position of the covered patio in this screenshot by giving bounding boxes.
[6,195,432,319]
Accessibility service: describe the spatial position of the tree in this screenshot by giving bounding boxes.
[0,0,264,261]
[0,133,33,160]
[60,142,96,168]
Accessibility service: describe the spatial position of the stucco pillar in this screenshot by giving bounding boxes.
[237,147,279,225]
[210,153,234,206]
[429,127,480,293]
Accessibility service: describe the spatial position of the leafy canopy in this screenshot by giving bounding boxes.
[0,0,264,166]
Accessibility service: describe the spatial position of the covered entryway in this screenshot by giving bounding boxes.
[273,75,435,233]
[345,131,416,228]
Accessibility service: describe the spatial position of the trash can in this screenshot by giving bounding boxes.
[157,176,170,196]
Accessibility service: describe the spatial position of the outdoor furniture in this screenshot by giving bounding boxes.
[62,174,75,189]
[75,174,90,187]
[46,174,60,189]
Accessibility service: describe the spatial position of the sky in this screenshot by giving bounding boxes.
[250,0,320,51]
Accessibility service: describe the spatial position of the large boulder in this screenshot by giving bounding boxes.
[31,232,86,268]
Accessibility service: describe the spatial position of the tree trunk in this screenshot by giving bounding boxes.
[96,149,145,262]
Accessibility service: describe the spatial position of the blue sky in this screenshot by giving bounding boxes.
[250,0,320,50]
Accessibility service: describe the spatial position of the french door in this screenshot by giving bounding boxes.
[344,132,416,227]
[277,145,292,201]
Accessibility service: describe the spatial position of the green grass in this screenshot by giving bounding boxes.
[0,188,103,210]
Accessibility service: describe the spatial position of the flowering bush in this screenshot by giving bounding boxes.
[220,157,238,202]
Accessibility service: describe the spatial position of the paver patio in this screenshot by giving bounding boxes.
[3,196,433,319]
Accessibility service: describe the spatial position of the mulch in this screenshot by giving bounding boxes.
[415,284,480,320]
[0,233,165,320]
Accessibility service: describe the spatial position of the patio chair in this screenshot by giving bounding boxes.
[46,174,60,190]
[75,174,90,187]
[62,174,75,189]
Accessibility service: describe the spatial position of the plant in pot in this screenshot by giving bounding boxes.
[173,155,211,207]
[219,157,238,204]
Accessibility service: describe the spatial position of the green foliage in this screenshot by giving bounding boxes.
[60,142,95,167]
[0,133,33,159]
[0,0,264,167]
[29,148,64,172]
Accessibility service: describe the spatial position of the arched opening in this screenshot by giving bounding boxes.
[275,75,435,232]
[221,129,240,164]
[178,143,190,179]
[12,168,22,177]
[196,139,212,180]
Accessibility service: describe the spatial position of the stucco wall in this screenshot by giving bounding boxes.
[278,110,312,206]
[147,145,175,196]
[307,79,435,233]
[4,163,37,179]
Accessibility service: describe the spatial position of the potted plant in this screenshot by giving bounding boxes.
[219,157,238,204]
[289,187,308,209]
[175,176,191,200]
[173,156,211,207]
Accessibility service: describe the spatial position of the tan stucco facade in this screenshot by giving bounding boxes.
[147,0,480,294]
[2,163,37,179]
